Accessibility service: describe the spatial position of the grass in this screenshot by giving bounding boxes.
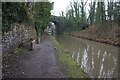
[14,47,24,54]
[50,36,88,78]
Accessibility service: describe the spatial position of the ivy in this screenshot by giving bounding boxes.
[2,2,28,33]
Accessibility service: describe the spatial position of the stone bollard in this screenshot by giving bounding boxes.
[18,38,35,51]
[32,40,36,49]
[29,38,33,51]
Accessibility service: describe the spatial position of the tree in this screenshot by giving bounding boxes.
[113,1,120,26]
[95,2,106,24]
[32,2,53,43]
[87,1,96,25]
[107,0,113,24]
[2,2,29,34]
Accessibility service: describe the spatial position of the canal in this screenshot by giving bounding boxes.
[55,35,119,78]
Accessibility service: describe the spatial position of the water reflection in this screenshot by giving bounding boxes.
[56,35,119,78]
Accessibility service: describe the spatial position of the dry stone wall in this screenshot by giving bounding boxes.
[2,23,36,54]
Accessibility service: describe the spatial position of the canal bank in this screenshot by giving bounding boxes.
[50,36,88,78]
[55,35,119,78]
[69,33,120,46]
[65,25,120,46]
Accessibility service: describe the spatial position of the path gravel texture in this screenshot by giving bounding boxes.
[3,34,64,78]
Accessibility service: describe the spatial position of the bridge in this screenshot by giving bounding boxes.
[50,15,63,35]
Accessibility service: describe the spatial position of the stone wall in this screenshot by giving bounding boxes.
[2,23,36,54]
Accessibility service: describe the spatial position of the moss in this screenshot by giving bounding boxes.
[14,46,27,54]
[50,36,88,78]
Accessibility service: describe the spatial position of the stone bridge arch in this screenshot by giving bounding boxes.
[50,15,61,35]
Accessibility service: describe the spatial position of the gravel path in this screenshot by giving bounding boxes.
[3,34,64,78]
[21,35,64,78]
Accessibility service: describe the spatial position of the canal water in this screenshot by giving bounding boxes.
[55,35,119,78]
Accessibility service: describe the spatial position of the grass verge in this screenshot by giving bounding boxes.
[50,36,88,78]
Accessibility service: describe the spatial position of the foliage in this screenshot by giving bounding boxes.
[2,2,29,33]
[2,2,53,36]
[60,0,87,32]
[95,2,106,24]
[33,2,53,36]
[113,2,120,25]
[60,1,120,33]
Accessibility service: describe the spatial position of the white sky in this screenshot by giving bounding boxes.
[50,0,92,16]
[50,0,117,16]
[50,0,73,16]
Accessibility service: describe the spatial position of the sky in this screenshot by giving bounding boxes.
[50,0,92,16]
[50,0,117,16]
[50,0,73,16]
